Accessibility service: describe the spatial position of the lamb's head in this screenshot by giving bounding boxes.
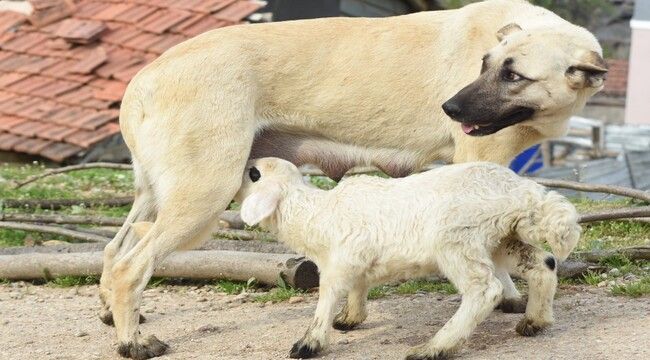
[235,157,306,226]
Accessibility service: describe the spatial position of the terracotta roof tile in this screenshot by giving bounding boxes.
[65,122,120,148]
[28,0,75,27]
[179,15,229,37]
[92,3,135,21]
[0,131,23,151]
[2,31,49,53]
[0,0,261,161]
[14,137,54,155]
[7,75,56,94]
[93,80,127,102]
[69,46,107,74]
[39,142,84,161]
[8,119,51,137]
[214,1,261,22]
[139,9,192,34]
[39,123,79,141]
[0,10,27,33]
[0,116,28,131]
[114,5,158,24]
[55,18,107,44]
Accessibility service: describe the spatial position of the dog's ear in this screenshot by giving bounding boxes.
[496,23,522,41]
[566,51,608,89]
[131,221,154,239]
[240,183,282,226]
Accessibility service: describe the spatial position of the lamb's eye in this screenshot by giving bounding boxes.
[249,167,261,182]
[502,70,522,82]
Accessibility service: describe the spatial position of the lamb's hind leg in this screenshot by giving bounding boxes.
[406,246,502,360]
[99,163,156,326]
[495,238,557,336]
[495,266,527,313]
[333,279,369,330]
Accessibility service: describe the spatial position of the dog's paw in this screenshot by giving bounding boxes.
[117,335,169,359]
[515,317,550,337]
[289,339,322,359]
[100,311,146,327]
[333,307,366,331]
[405,344,451,360]
[497,297,527,314]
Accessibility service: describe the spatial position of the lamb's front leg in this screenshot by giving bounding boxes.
[290,270,349,359]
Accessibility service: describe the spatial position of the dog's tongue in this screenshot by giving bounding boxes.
[461,124,474,134]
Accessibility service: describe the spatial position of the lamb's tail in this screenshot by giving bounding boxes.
[515,190,581,261]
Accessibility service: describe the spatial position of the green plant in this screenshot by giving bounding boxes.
[49,275,99,287]
[611,277,650,298]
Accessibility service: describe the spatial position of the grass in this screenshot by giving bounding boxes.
[611,277,650,297]
[368,279,457,300]
[48,275,99,287]
[253,287,302,303]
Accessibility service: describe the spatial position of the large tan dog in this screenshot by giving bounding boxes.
[100,0,606,358]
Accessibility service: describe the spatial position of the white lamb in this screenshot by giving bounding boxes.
[234,157,581,359]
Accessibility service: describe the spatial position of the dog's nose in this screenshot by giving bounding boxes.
[442,101,461,118]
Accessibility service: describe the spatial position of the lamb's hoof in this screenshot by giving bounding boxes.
[333,319,361,331]
[117,335,169,359]
[289,340,321,359]
[100,311,146,326]
[516,318,549,337]
[405,345,451,360]
[497,297,527,313]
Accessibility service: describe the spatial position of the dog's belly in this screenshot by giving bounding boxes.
[250,128,421,181]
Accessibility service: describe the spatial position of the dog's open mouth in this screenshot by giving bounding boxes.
[459,107,535,137]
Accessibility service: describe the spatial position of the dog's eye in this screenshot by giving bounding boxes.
[502,70,522,82]
[249,167,261,182]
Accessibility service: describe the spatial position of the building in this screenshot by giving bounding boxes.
[626,0,650,124]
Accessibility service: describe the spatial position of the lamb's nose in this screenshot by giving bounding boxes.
[442,101,461,118]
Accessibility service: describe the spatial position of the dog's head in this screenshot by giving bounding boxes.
[234,157,306,226]
[442,23,607,137]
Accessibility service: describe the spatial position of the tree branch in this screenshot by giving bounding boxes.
[1,197,134,210]
[13,162,133,189]
[578,206,650,223]
[531,177,650,203]
[0,221,109,243]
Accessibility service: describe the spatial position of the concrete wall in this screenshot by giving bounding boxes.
[625,0,650,124]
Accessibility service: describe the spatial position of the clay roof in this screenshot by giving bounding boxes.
[0,0,263,162]
[602,59,628,97]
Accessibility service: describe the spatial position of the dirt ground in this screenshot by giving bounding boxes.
[0,283,648,360]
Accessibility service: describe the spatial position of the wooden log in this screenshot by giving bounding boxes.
[0,251,319,289]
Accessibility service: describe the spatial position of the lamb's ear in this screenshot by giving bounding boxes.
[240,184,282,226]
[496,23,522,41]
[566,51,608,89]
[131,221,154,239]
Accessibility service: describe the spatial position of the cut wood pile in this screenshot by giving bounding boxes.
[1,162,649,288]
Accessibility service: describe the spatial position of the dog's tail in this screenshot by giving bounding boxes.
[515,190,581,261]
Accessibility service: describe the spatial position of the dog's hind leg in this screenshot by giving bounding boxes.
[99,160,157,326]
[109,126,253,359]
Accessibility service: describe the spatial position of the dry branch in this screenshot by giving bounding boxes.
[0,251,319,289]
[0,213,124,226]
[0,221,109,243]
[13,162,133,188]
[578,206,650,223]
[532,177,650,203]
[1,197,134,210]
[573,246,650,262]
